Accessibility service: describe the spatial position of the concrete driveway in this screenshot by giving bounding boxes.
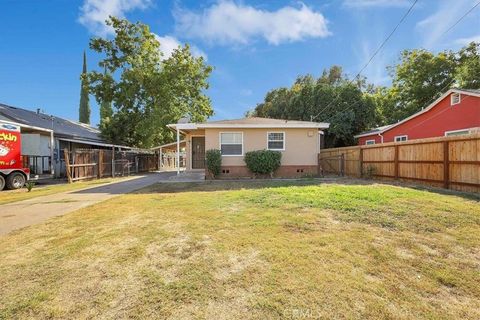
[0,172,175,236]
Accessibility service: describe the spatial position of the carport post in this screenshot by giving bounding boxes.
[50,131,55,175]
[176,127,180,175]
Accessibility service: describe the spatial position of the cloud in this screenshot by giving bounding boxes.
[174,1,331,45]
[416,0,480,49]
[154,35,208,60]
[343,0,412,8]
[79,0,151,36]
[455,34,480,45]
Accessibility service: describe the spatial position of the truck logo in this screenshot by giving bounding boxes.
[0,145,9,156]
[1,124,19,131]
[0,132,18,142]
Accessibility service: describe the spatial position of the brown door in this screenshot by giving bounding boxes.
[191,137,205,169]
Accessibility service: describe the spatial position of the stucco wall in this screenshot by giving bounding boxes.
[204,128,320,166]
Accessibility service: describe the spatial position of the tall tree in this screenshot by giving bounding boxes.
[455,42,480,89]
[252,66,377,147]
[386,49,456,122]
[79,51,91,124]
[379,42,480,124]
[85,17,213,147]
[99,67,113,132]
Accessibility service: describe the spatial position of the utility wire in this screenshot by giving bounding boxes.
[310,0,419,121]
[319,0,480,125]
[438,0,480,39]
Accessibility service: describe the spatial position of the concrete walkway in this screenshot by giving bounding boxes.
[0,172,175,236]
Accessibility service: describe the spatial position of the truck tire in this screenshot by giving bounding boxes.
[6,172,26,190]
[0,175,5,191]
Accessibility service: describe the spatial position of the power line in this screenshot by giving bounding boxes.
[316,0,480,126]
[310,0,419,121]
[312,1,480,121]
[438,0,480,39]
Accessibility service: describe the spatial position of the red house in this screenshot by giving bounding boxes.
[355,89,480,145]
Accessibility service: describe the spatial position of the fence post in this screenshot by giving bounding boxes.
[111,147,115,178]
[98,150,103,178]
[340,153,345,176]
[64,149,72,183]
[359,148,364,178]
[444,141,450,189]
[317,153,322,177]
[394,145,399,180]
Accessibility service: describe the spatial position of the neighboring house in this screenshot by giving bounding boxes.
[0,103,129,177]
[167,117,329,178]
[355,89,480,145]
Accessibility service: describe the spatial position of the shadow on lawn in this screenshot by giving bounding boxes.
[134,177,480,202]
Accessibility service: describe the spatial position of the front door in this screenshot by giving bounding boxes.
[191,137,205,169]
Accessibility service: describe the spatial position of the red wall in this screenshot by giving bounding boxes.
[358,93,480,145]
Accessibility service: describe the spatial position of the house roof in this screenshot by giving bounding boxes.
[168,117,330,130]
[354,88,480,138]
[0,103,104,143]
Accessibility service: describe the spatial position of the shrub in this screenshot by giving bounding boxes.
[25,181,35,192]
[363,165,376,179]
[205,149,222,178]
[244,150,282,177]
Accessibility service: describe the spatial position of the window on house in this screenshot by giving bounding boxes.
[267,132,285,150]
[394,135,408,142]
[365,140,375,145]
[445,129,470,137]
[220,132,243,156]
[451,93,461,105]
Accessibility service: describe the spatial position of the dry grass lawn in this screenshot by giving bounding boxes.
[0,176,134,205]
[0,180,479,319]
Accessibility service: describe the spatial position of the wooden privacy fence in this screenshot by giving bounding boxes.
[64,149,159,183]
[319,133,480,193]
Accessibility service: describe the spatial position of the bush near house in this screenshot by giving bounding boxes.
[245,150,282,177]
[205,149,222,178]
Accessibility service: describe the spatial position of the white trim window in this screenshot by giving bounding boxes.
[220,132,243,156]
[267,132,285,150]
[365,140,376,145]
[394,135,408,142]
[451,93,461,105]
[445,129,470,137]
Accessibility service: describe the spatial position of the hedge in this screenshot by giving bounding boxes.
[244,149,282,177]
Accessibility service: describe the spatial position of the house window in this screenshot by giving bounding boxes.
[365,140,375,145]
[220,132,243,156]
[394,135,408,142]
[445,129,470,137]
[267,132,285,150]
[451,93,461,105]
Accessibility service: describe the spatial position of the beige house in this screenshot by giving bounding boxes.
[167,117,330,178]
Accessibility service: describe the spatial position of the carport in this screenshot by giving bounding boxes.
[151,140,186,172]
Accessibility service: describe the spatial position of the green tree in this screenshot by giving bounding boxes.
[377,42,480,125]
[251,66,377,147]
[86,17,213,147]
[388,49,457,121]
[79,51,91,124]
[99,67,113,132]
[455,42,480,89]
